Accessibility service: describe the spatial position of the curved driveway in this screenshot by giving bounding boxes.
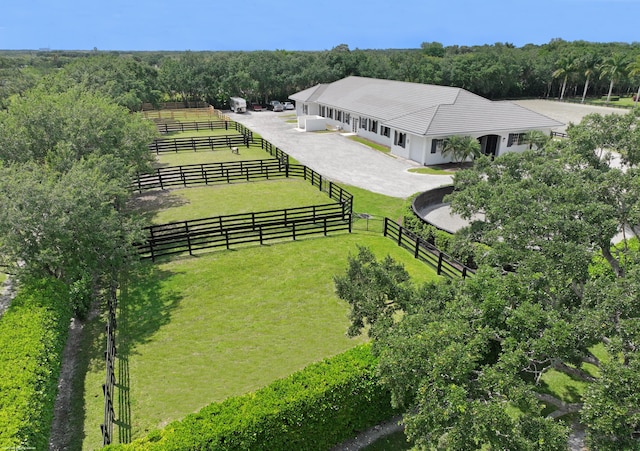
[232,111,453,198]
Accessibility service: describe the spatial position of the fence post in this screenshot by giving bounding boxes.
[185,222,193,256]
[397,224,403,245]
[414,237,420,258]
[383,217,388,236]
[149,227,156,262]
[437,252,443,275]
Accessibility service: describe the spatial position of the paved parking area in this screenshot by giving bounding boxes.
[231,111,453,199]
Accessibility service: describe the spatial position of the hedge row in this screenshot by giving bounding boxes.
[0,278,72,450]
[108,344,397,451]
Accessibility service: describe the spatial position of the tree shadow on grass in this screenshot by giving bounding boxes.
[128,190,189,223]
[114,261,183,444]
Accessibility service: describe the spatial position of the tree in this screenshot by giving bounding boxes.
[598,53,628,105]
[552,56,575,100]
[335,112,640,449]
[521,130,551,150]
[0,86,157,174]
[442,135,481,163]
[0,157,144,316]
[335,252,571,449]
[627,54,640,107]
[578,54,599,104]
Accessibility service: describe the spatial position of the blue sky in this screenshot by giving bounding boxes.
[1,0,639,51]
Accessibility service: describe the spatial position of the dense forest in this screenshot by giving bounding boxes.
[1,39,640,110]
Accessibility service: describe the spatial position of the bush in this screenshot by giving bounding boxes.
[602,95,620,101]
[107,345,398,451]
[0,278,71,450]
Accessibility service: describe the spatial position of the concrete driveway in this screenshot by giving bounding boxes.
[231,111,453,198]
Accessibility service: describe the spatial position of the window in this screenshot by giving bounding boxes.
[360,118,368,130]
[507,133,525,147]
[345,113,351,125]
[431,139,444,154]
[319,105,326,117]
[381,126,390,137]
[303,104,308,115]
[394,131,406,148]
[336,110,342,122]
[369,120,378,133]
[327,108,334,119]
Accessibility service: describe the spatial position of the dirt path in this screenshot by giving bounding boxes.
[331,416,404,451]
[0,276,15,320]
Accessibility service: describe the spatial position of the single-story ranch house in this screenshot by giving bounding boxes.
[289,76,563,165]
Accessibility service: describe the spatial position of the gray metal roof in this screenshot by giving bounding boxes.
[290,76,563,136]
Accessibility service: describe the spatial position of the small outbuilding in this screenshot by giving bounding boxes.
[289,76,564,165]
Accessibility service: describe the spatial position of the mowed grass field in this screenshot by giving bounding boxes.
[79,234,439,449]
[78,120,440,449]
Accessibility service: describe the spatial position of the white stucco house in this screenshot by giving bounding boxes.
[289,76,563,165]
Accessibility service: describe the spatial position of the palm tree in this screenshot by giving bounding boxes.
[627,55,640,107]
[598,53,628,105]
[578,54,599,104]
[552,56,575,100]
[442,135,481,163]
[522,130,551,150]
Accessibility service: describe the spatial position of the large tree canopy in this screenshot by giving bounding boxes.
[336,111,640,450]
[0,86,156,173]
[0,86,156,316]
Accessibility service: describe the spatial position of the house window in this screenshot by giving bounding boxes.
[431,139,444,154]
[319,106,326,117]
[327,108,334,119]
[336,110,342,122]
[369,120,378,133]
[394,131,406,148]
[303,104,308,115]
[381,126,390,137]
[360,118,368,130]
[345,113,350,125]
[507,133,525,147]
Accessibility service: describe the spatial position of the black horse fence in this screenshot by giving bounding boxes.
[383,218,474,279]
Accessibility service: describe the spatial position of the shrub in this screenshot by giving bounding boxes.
[107,344,398,451]
[601,95,620,101]
[0,278,71,450]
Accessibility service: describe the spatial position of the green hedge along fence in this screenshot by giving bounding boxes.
[0,278,72,451]
[105,344,398,451]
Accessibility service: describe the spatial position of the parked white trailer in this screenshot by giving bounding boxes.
[229,97,247,113]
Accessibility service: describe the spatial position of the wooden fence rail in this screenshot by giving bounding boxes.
[132,163,353,213]
[154,120,254,138]
[149,134,251,153]
[383,218,474,279]
[100,285,118,446]
[139,203,351,261]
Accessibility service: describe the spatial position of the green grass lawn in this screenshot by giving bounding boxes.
[349,135,391,154]
[153,145,279,168]
[408,166,455,175]
[133,179,333,225]
[79,233,440,449]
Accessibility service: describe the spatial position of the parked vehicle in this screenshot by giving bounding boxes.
[268,100,284,112]
[250,103,263,111]
[283,101,294,110]
[229,97,247,113]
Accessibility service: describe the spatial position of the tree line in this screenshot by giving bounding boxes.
[1,39,640,110]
